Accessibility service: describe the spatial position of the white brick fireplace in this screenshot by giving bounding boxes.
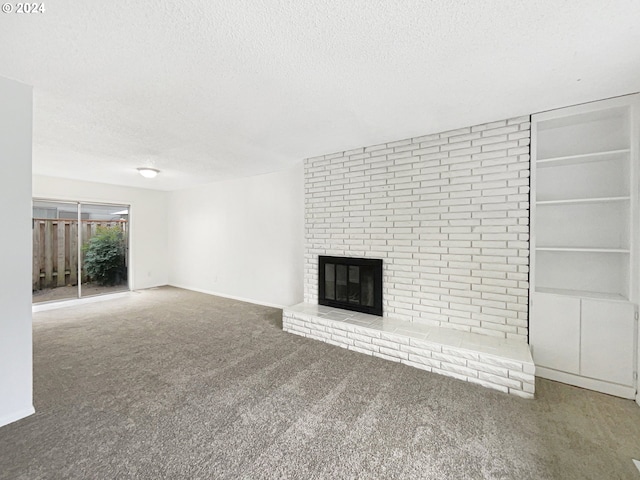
[284,116,535,398]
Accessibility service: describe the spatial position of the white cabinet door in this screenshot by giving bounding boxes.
[580,299,635,386]
[531,293,580,374]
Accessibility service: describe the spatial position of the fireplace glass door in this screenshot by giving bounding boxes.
[319,256,382,316]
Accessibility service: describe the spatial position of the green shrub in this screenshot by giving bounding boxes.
[83,226,126,286]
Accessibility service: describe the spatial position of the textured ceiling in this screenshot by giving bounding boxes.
[1,0,639,191]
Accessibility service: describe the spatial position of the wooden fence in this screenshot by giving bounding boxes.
[32,219,128,291]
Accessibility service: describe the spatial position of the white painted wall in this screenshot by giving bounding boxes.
[0,76,34,427]
[32,176,169,290]
[634,98,640,407]
[168,163,304,308]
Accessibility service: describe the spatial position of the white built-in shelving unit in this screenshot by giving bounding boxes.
[530,94,639,398]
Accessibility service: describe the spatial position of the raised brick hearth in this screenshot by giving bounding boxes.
[283,303,535,398]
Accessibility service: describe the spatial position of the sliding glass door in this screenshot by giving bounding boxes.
[32,199,129,304]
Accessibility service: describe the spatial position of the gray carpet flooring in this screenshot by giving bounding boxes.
[1,286,639,479]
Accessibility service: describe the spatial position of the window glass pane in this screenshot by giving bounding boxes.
[80,203,129,298]
[32,200,79,303]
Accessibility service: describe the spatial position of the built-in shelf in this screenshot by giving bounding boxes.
[536,149,630,168]
[536,247,630,253]
[536,196,630,206]
[535,287,628,302]
[531,95,638,399]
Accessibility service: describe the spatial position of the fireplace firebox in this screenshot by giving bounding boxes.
[318,256,382,316]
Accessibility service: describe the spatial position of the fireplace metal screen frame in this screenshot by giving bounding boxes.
[318,255,383,316]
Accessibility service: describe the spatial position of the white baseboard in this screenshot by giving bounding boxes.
[536,366,636,399]
[169,284,285,310]
[0,405,35,428]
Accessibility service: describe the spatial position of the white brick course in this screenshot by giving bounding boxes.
[283,303,535,398]
[304,116,530,341]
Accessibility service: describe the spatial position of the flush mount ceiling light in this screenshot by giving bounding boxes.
[137,167,160,178]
